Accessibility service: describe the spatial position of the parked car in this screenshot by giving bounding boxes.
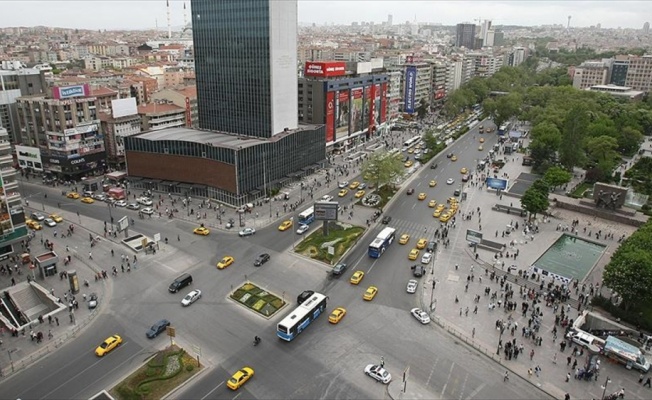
[412,265,425,277]
[364,364,392,384]
[254,253,270,266]
[411,308,431,324]
[332,263,347,276]
[146,319,171,338]
[406,279,418,294]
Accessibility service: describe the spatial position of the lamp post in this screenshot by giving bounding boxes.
[600,376,612,400]
[107,202,114,231]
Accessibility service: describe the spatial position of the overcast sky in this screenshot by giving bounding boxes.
[0,1,649,31]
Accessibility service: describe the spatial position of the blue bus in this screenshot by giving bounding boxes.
[277,292,328,341]
[298,206,315,225]
[498,123,510,136]
[368,227,397,258]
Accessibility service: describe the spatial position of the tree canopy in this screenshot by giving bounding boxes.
[361,151,405,189]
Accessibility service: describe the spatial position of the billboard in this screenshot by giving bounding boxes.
[335,90,350,140]
[466,229,483,244]
[380,83,388,123]
[485,178,509,190]
[111,97,138,118]
[0,174,14,235]
[362,86,371,131]
[304,61,346,78]
[52,84,90,100]
[404,66,417,114]
[15,145,43,172]
[351,88,364,133]
[372,84,381,128]
[314,201,339,221]
[325,91,335,143]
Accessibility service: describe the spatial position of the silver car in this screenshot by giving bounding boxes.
[406,279,418,294]
[181,289,202,307]
[411,308,430,324]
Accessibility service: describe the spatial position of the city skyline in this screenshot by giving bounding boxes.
[0,1,650,31]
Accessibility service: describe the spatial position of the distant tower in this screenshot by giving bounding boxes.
[567,15,571,30]
[166,0,172,39]
[644,22,650,34]
[183,2,188,31]
[387,14,393,26]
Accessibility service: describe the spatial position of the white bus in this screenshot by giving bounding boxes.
[402,136,421,151]
[368,227,397,258]
[277,292,328,341]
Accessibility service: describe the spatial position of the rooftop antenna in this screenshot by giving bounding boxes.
[167,0,172,39]
[183,2,188,32]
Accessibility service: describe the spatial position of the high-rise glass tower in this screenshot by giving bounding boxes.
[191,0,298,138]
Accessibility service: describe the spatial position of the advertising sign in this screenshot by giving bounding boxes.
[380,83,388,123]
[466,229,483,244]
[52,84,90,100]
[0,174,14,235]
[362,86,371,132]
[404,66,417,114]
[485,178,508,190]
[335,90,350,140]
[351,88,364,133]
[325,91,335,143]
[15,145,43,172]
[304,61,346,78]
[111,97,138,119]
[314,201,339,221]
[373,84,381,128]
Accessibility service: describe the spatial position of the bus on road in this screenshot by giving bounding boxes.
[368,227,397,258]
[402,136,421,151]
[498,123,511,136]
[277,292,328,341]
[298,206,315,225]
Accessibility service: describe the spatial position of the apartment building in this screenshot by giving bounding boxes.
[137,102,186,131]
[386,70,402,122]
[149,86,198,128]
[624,55,652,92]
[0,68,48,143]
[0,126,28,259]
[573,61,609,90]
[399,63,432,113]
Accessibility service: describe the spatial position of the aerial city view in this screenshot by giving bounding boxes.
[1,0,652,399]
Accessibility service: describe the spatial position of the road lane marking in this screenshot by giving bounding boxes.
[231,392,243,400]
[425,357,440,387]
[440,362,455,398]
[201,381,225,400]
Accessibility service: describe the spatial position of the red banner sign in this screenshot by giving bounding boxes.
[326,91,335,143]
[304,61,347,78]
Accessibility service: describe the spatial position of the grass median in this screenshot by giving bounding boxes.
[294,221,365,264]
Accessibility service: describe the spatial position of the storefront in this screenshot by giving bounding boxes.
[45,151,107,181]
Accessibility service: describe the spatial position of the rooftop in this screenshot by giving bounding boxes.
[137,103,183,114]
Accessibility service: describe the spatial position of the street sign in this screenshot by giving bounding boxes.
[154,233,161,242]
[118,216,129,231]
[167,326,176,337]
[466,229,483,244]
[315,201,339,221]
[485,177,508,190]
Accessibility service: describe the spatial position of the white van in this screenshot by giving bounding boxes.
[567,331,605,351]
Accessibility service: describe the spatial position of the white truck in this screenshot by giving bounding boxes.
[603,336,650,372]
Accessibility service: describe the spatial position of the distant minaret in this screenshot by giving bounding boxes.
[567,15,572,30]
[183,2,188,32]
[155,18,158,32]
[167,0,172,39]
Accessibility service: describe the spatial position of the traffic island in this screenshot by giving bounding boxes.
[360,185,397,211]
[294,221,365,264]
[230,282,287,318]
[110,345,201,400]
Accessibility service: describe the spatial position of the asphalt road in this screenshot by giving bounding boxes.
[3,119,548,400]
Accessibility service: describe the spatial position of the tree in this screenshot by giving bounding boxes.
[361,151,405,190]
[543,166,572,190]
[559,105,589,170]
[416,98,429,120]
[528,121,562,170]
[422,129,438,151]
[520,184,549,218]
[490,92,521,127]
[586,135,619,163]
[603,247,652,310]
[617,126,644,156]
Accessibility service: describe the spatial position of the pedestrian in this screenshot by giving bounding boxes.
[530,349,534,360]
[535,365,541,377]
[504,371,509,382]
[472,327,475,338]
[565,394,570,400]
[571,359,577,370]
[48,329,53,340]
[566,356,571,366]
[645,377,652,388]
[565,372,570,382]
[55,316,59,326]
[553,353,557,364]
[89,251,93,260]
[527,368,532,378]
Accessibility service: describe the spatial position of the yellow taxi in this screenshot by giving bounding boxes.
[49,214,63,223]
[479,137,485,143]
[433,209,443,218]
[429,180,437,187]
[399,234,410,245]
[451,155,458,162]
[81,197,95,204]
[227,367,254,390]
[407,148,414,154]
[193,226,210,235]
[338,189,348,197]
[95,334,122,357]
[416,238,427,249]
[349,181,360,190]
[440,213,452,223]
[67,192,80,199]
[355,190,366,198]
[404,160,414,168]
[278,220,293,231]
[328,307,347,324]
[428,200,437,208]
[449,202,459,211]
[217,256,234,269]
[363,286,378,301]
[448,207,458,216]
[436,203,446,211]
[417,193,427,201]
[350,271,365,285]
[26,219,42,230]
[408,248,419,260]
[460,167,468,174]
[447,197,458,204]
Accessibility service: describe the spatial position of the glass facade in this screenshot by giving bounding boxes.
[191,0,273,138]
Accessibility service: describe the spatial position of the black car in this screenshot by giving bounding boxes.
[332,263,347,276]
[88,293,98,309]
[430,163,438,170]
[146,319,171,338]
[453,188,461,196]
[381,216,392,224]
[411,265,426,277]
[446,153,454,158]
[426,241,437,253]
[254,253,270,266]
[406,188,415,195]
[297,290,315,304]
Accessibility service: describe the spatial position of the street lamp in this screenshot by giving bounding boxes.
[107,202,114,231]
[600,377,612,400]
